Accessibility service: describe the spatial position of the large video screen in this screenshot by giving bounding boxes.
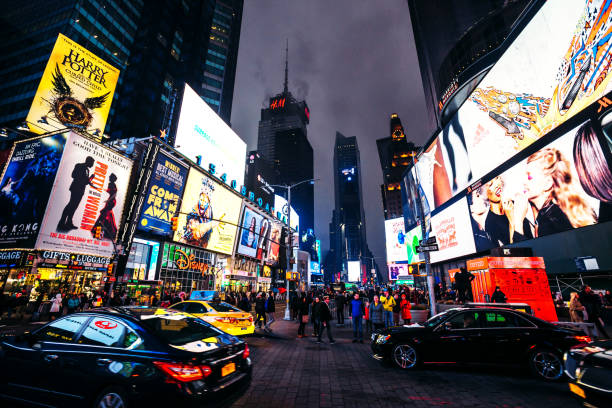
[274,194,299,233]
[265,221,283,266]
[37,132,132,257]
[347,261,360,282]
[428,197,477,264]
[468,119,611,252]
[174,167,242,255]
[414,0,612,211]
[137,151,188,236]
[388,263,410,281]
[384,217,408,263]
[174,84,247,186]
[0,133,67,248]
[237,206,264,259]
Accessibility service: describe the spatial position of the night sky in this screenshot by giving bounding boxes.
[231,0,431,274]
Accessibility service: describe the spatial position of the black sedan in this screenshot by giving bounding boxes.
[371,307,591,381]
[564,339,612,407]
[0,307,252,407]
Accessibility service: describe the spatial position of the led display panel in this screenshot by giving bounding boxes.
[428,197,477,264]
[347,261,361,282]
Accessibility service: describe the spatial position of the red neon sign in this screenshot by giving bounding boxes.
[304,106,310,121]
[270,97,286,110]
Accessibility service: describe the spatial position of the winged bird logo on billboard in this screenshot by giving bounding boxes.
[49,63,110,130]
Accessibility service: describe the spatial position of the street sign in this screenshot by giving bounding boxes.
[416,244,439,252]
[419,236,437,246]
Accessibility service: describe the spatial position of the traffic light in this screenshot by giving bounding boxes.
[94,226,102,239]
[107,263,114,276]
[171,217,179,231]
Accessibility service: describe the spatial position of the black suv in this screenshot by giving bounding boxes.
[0,307,252,407]
[371,307,590,381]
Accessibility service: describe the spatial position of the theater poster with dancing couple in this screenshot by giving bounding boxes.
[36,132,132,257]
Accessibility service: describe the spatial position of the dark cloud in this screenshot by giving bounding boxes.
[231,0,430,274]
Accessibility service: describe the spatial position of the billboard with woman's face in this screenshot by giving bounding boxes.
[468,119,612,252]
[237,206,264,259]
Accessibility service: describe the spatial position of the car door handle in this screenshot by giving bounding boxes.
[97,358,112,366]
[44,354,59,363]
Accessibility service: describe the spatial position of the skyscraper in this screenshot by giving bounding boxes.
[0,0,143,130]
[256,43,313,233]
[329,132,376,282]
[377,113,418,220]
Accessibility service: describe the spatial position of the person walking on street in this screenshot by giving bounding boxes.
[265,290,276,332]
[392,293,401,326]
[351,293,365,343]
[569,292,585,323]
[297,294,309,338]
[312,296,322,337]
[49,293,62,320]
[400,293,411,324]
[67,294,79,314]
[317,296,335,344]
[369,295,385,331]
[580,286,610,338]
[491,286,507,303]
[255,292,266,329]
[380,289,396,328]
[364,299,372,334]
[335,291,345,325]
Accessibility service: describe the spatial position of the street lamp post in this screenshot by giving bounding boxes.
[270,178,318,320]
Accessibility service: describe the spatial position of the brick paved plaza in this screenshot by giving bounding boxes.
[222,319,581,408]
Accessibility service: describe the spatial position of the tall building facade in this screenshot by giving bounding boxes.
[328,132,376,282]
[377,113,418,220]
[0,0,143,129]
[0,0,243,140]
[256,47,314,233]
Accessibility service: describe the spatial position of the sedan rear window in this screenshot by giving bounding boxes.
[207,302,240,313]
[140,314,222,346]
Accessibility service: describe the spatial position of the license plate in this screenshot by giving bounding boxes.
[569,383,585,399]
[221,362,236,377]
[241,327,248,330]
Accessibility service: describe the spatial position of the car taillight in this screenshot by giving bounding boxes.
[216,317,230,323]
[153,361,212,382]
[570,335,592,344]
[243,343,250,359]
[248,316,253,323]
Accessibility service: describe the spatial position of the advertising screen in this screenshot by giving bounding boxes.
[405,225,424,264]
[265,221,283,265]
[237,206,264,259]
[26,34,120,135]
[414,0,612,211]
[174,84,247,186]
[137,151,188,236]
[36,132,132,257]
[468,120,610,252]
[388,263,410,281]
[347,261,360,282]
[0,133,66,248]
[310,261,321,275]
[384,217,408,263]
[274,194,299,233]
[428,197,476,263]
[174,167,242,255]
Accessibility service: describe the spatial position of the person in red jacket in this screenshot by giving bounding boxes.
[400,293,411,324]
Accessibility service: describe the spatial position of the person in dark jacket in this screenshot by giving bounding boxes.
[491,286,507,303]
[455,267,475,303]
[297,294,309,338]
[351,293,365,343]
[238,293,251,312]
[311,296,322,337]
[369,295,385,331]
[265,290,276,332]
[317,296,335,343]
[580,286,610,339]
[254,292,266,329]
[335,292,345,325]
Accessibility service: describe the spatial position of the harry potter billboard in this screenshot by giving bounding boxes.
[26,33,120,136]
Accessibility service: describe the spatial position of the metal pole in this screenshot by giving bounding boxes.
[412,154,437,316]
[284,185,292,320]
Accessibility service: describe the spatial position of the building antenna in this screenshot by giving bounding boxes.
[283,39,289,94]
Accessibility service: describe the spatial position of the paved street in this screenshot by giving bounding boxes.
[223,319,580,408]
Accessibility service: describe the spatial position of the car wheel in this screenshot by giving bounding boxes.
[529,348,564,381]
[93,386,128,408]
[392,343,419,369]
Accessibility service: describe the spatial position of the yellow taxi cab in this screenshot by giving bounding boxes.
[169,300,255,336]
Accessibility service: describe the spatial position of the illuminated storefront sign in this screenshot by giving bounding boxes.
[270,97,286,109]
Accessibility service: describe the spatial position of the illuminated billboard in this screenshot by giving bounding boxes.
[347,261,361,282]
[274,194,299,233]
[36,132,132,257]
[388,263,410,281]
[26,34,120,135]
[174,167,242,255]
[137,151,188,236]
[384,217,408,263]
[428,197,476,264]
[468,120,610,252]
[237,206,264,259]
[414,0,612,211]
[265,221,283,265]
[175,84,247,186]
[0,133,67,248]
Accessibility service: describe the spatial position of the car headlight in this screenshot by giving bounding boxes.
[377,335,391,344]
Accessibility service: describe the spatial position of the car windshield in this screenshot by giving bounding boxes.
[140,312,222,346]
[207,302,241,313]
[422,310,451,328]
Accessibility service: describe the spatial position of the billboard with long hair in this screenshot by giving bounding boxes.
[237,206,264,259]
[173,167,242,255]
[0,134,67,248]
[26,34,120,135]
[265,221,283,266]
[36,132,132,257]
